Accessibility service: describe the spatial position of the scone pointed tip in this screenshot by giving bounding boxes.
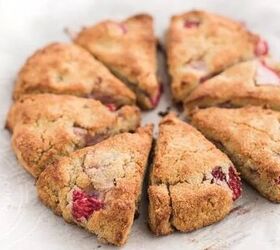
[136,123,154,136]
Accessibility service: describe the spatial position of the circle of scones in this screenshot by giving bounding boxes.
[7,94,140,177]
[13,43,136,107]
[7,9,280,247]
[167,10,267,102]
[75,14,160,109]
[36,125,153,246]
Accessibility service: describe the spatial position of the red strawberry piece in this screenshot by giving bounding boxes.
[106,103,117,111]
[211,166,241,201]
[255,38,269,56]
[227,166,242,201]
[211,166,226,182]
[150,84,163,108]
[72,189,104,221]
[184,20,200,28]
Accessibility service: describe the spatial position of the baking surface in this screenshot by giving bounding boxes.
[1,0,280,249]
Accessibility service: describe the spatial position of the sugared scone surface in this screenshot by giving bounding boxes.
[185,58,280,111]
[167,10,267,102]
[8,94,140,177]
[37,125,153,246]
[13,42,135,107]
[148,113,241,235]
[192,106,280,202]
[75,14,160,109]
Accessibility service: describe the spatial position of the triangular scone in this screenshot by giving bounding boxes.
[37,125,153,246]
[75,14,160,109]
[192,106,280,202]
[7,94,140,177]
[185,58,280,111]
[13,43,135,107]
[167,10,267,102]
[148,113,241,235]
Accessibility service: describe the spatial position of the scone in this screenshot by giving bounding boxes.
[7,94,140,177]
[167,10,268,102]
[148,113,241,235]
[13,43,135,107]
[75,14,160,109]
[192,106,280,202]
[37,125,153,246]
[185,58,280,111]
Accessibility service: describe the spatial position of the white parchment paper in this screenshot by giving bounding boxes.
[1,0,280,249]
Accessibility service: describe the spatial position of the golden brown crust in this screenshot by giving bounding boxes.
[166,10,261,102]
[75,14,160,109]
[170,182,232,232]
[37,125,153,246]
[7,94,140,177]
[192,106,280,202]
[148,184,172,235]
[185,58,280,111]
[13,43,135,106]
[148,113,239,235]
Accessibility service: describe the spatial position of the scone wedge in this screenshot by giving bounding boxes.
[148,113,241,235]
[185,58,280,111]
[75,14,160,109]
[7,94,140,177]
[13,43,135,108]
[192,106,280,202]
[37,125,153,246]
[167,10,268,102]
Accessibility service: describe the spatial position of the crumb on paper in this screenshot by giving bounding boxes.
[158,106,171,117]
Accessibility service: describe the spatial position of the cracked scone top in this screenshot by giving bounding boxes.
[185,58,280,111]
[13,43,136,107]
[148,113,241,235]
[37,125,153,246]
[192,106,280,202]
[7,94,140,177]
[167,10,268,102]
[75,14,160,109]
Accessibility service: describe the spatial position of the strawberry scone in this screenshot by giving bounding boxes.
[75,14,160,109]
[37,125,153,246]
[6,94,140,177]
[148,113,241,235]
[192,106,280,202]
[185,58,280,111]
[167,10,268,102]
[13,43,135,107]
